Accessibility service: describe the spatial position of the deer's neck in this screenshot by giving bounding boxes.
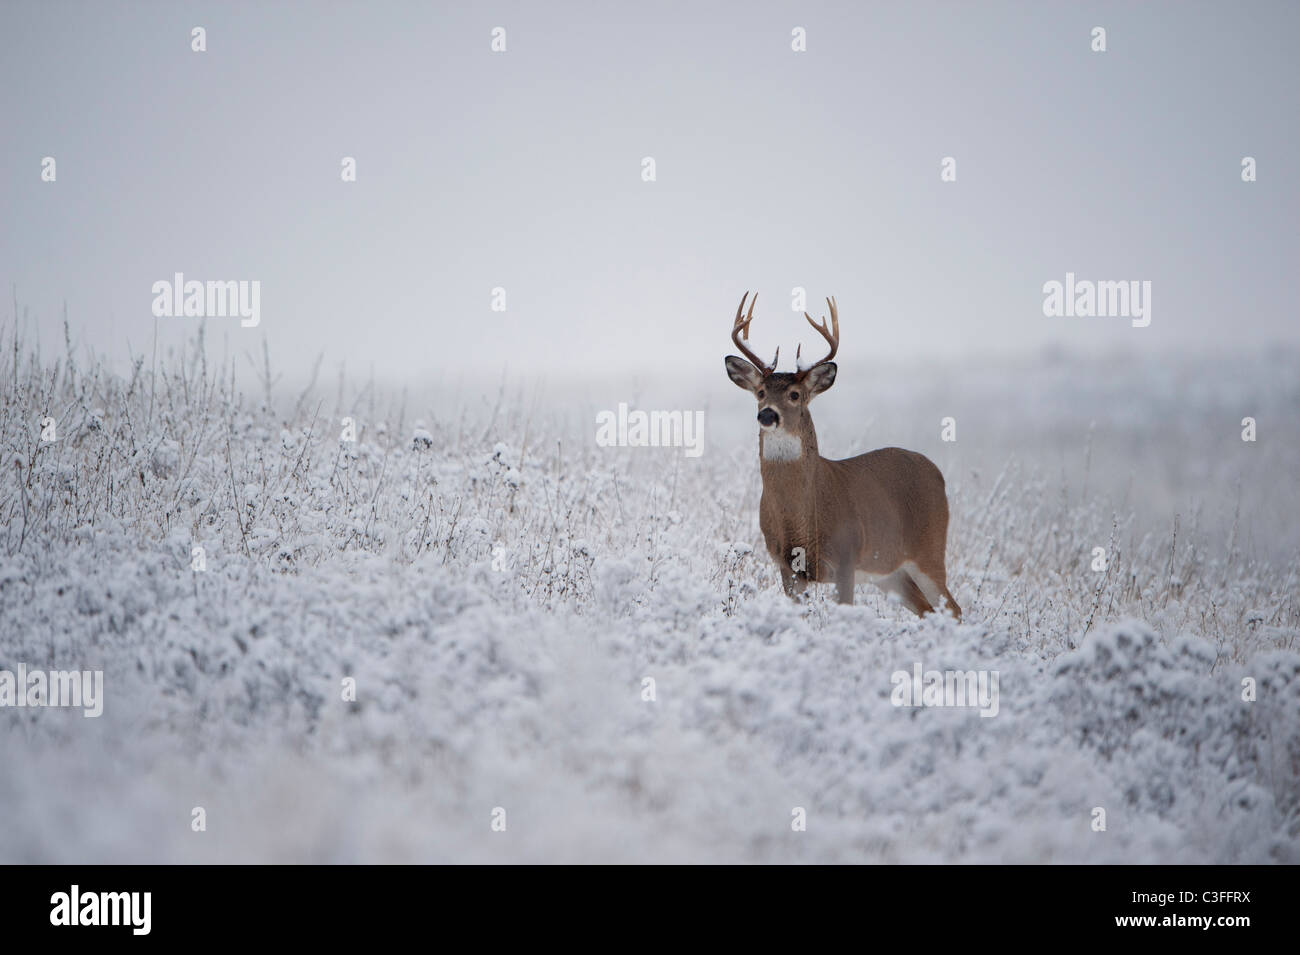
[759,422,821,486]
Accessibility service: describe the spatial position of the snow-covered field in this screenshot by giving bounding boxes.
[1,328,1297,863]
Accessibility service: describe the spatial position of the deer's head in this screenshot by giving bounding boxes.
[724,292,839,459]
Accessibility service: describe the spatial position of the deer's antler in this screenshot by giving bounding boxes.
[796,296,839,375]
[732,292,779,374]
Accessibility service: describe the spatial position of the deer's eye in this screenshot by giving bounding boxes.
[757,389,766,399]
[789,391,800,401]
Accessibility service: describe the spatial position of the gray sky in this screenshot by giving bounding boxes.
[3,0,1297,383]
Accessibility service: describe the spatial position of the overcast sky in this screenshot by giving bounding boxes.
[2,1,1297,384]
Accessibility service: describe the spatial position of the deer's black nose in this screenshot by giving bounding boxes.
[757,408,779,427]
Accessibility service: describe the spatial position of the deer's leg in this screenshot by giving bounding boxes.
[906,559,962,620]
[834,556,856,605]
[826,527,859,606]
[779,564,796,597]
[876,569,935,617]
[778,562,808,600]
[775,539,813,601]
[939,585,962,620]
[897,574,935,617]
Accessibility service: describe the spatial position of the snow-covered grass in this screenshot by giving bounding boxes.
[1,321,1297,862]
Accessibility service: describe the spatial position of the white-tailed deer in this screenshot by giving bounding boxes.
[724,292,961,618]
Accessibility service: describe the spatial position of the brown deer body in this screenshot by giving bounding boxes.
[725,293,961,618]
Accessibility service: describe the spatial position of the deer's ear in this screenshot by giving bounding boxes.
[804,362,837,398]
[725,356,764,393]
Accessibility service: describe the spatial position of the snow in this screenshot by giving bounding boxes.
[0,335,1297,862]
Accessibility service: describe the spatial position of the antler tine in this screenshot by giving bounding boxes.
[800,295,840,372]
[731,291,777,373]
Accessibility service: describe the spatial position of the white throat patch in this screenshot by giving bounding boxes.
[761,429,803,461]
